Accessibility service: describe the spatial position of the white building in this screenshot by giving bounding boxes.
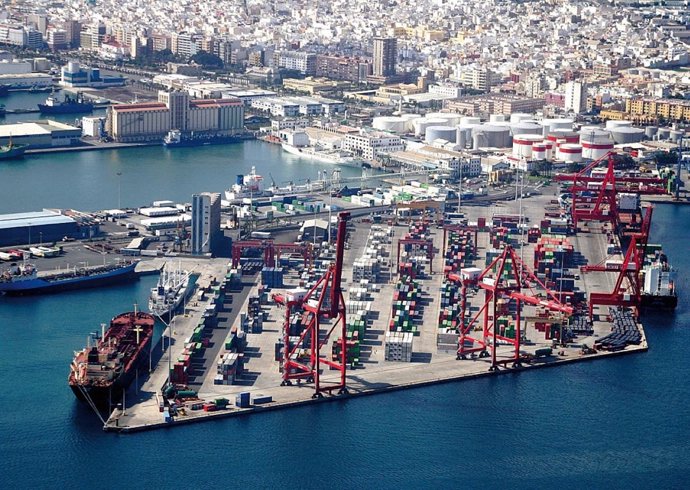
[191,192,221,256]
[429,84,462,99]
[343,131,405,161]
[278,51,316,75]
[0,60,32,75]
[565,81,587,114]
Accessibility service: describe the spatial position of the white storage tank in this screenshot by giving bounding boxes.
[399,114,421,133]
[547,130,580,145]
[558,143,583,163]
[605,120,632,130]
[456,126,469,149]
[413,117,447,137]
[472,124,512,149]
[542,118,574,136]
[532,143,548,160]
[669,130,684,143]
[510,121,542,136]
[425,125,457,143]
[512,134,544,159]
[489,114,507,123]
[425,112,461,126]
[581,132,614,160]
[645,126,658,139]
[509,113,532,124]
[373,116,406,133]
[611,127,645,144]
[460,116,481,126]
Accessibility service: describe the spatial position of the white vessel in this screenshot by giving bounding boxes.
[148,264,194,321]
[224,166,265,201]
[281,142,364,167]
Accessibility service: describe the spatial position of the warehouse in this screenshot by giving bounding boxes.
[0,121,82,148]
[0,210,84,247]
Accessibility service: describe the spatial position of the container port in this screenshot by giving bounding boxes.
[93,152,664,433]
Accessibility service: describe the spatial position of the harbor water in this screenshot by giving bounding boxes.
[0,95,689,486]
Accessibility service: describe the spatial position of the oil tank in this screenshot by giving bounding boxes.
[532,143,548,160]
[510,121,542,136]
[657,128,671,140]
[512,134,544,159]
[425,125,457,143]
[490,114,507,123]
[645,126,658,139]
[558,143,583,163]
[605,120,633,130]
[547,130,579,144]
[456,126,468,149]
[611,127,645,144]
[460,116,481,126]
[509,113,531,124]
[669,130,684,143]
[373,116,406,133]
[472,124,512,149]
[581,136,614,160]
[425,112,461,126]
[541,118,574,136]
[413,117,447,137]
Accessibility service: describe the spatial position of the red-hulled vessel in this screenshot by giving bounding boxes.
[69,311,155,406]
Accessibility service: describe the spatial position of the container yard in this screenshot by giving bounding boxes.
[96,153,671,432]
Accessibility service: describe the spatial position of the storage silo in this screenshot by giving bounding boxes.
[581,132,614,160]
[460,116,481,126]
[657,128,671,140]
[558,144,583,163]
[425,126,457,143]
[510,121,542,136]
[512,134,544,159]
[373,116,406,133]
[669,130,684,143]
[605,120,633,130]
[456,126,468,149]
[645,126,658,139]
[611,127,645,144]
[532,143,548,160]
[472,124,512,148]
[490,114,507,123]
[509,113,531,124]
[547,130,580,144]
[399,114,421,133]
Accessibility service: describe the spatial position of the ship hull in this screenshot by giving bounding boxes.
[38,103,93,114]
[640,293,678,309]
[150,278,194,322]
[70,335,152,407]
[164,135,243,148]
[0,263,138,295]
[0,147,26,160]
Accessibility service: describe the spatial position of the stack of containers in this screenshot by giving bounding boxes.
[385,331,414,361]
[214,352,243,385]
[261,267,284,288]
[390,277,420,336]
[490,226,514,248]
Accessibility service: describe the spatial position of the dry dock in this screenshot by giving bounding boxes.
[104,189,650,433]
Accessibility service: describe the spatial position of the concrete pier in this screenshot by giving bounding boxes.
[104,188,652,433]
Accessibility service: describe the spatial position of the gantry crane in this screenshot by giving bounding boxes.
[447,245,573,371]
[273,212,350,398]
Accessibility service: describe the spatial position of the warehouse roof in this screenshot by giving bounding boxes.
[0,121,80,138]
[0,210,75,230]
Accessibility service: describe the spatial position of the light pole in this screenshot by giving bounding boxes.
[117,172,122,209]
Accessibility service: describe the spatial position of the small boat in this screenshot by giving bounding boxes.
[0,136,27,160]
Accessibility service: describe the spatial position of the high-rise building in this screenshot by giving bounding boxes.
[565,81,587,114]
[372,37,397,77]
[191,192,221,256]
[63,20,81,48]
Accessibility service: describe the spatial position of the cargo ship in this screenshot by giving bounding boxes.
[148,264,194,322]
[0,260,138,295]
[281,142,365,167]
[163,129,245,148]
[224,166,326,202]
[69,310,155,406]
[38,93,93,114]
[640,252,677,309]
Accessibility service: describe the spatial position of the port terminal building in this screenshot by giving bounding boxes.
[0,210,99,247]
[108,90,245,143]
[0,121,82,148]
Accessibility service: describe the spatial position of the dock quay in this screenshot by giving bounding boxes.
[103,185,653,433]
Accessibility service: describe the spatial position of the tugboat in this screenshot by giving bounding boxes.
[38,92,93,114]
[0,136,27,160]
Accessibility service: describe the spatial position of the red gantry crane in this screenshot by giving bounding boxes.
[447,245,573,371]
[273,212,350,398]
[231,239,312,269]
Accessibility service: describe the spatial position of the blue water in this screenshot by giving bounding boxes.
[0,203,687,488]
